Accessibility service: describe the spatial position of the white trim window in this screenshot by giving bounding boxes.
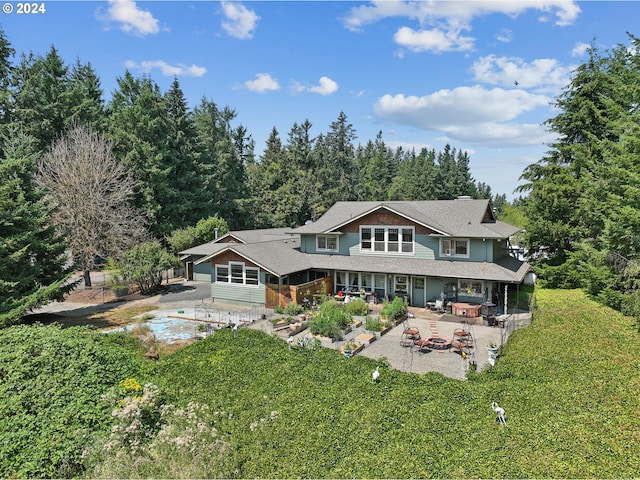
[459,279,484,297]
[440,238,469,258]
[316,235,338,252]
[360,226,414,254]
[215,262,259,286]
[394,275,408,294]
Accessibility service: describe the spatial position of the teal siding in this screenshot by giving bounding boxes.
[299,234,350,255]
[211,282,265,306]
[194,261,212,283]
[301,234,507,270]
[469,239,491,262]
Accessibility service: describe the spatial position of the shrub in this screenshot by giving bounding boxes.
[89,384,233,478]
[0,324,144,478]
[308,300,351,340]
[365,315,381,332]
[380,296,407,321]
[344,298,368,316]
[283,302,304,316]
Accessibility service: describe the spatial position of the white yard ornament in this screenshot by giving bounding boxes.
[372,366,380,384]
[491,402,507,426]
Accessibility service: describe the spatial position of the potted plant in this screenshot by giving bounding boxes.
[342,341,354,358]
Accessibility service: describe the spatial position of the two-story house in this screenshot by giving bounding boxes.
[179,198,530,309]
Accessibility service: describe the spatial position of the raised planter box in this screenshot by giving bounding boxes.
[378,325,392,336]
[354,332,376,345]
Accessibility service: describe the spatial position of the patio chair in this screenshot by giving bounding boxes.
[431,299,445,313]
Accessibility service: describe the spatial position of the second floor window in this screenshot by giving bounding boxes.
[360,226,414,254]
[317,235,338,251]
[441,238,469,257]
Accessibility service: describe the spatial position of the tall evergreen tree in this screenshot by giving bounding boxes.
[68,59,105,130]
[0,28,15,141]
[0,129,72,326]
[246,127,284,228]
[192,99,247,228]
[107,71,173,237]
[314,111,357,209]
[518,44,617,267]
[519,35,640,299]
[359,131,395,201]
[163,77,201,228]
[11,46,72,152]
[388,147,437,200]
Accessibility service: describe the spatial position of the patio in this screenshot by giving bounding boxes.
[273,305,528,381]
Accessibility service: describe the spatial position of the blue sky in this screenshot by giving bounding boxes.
[2,1,639,199]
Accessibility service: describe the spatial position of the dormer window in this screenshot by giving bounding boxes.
[317,235,338,252]
[360,226,414,254]
[440,238,469,258]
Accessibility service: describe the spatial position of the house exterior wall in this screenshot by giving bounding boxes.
[194,259,212,282]
[209,251,266,306]
[211,282,265,305]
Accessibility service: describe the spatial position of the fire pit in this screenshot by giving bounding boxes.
[415,336,451,351]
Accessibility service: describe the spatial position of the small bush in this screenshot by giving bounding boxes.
[308,301,351,340]
[284,302,304,316]
[344,298,368,316]
[380,296,407,321]
[365,315,381,332]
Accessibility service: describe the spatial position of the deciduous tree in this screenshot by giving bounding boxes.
[36,125,149,287]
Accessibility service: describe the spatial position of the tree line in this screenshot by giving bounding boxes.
[519,35,640,321]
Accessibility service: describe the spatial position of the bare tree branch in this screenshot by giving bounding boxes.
[36,125,151,286]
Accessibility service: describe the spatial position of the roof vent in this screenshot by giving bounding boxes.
[457,195,472,200]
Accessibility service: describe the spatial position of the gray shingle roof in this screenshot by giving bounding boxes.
[195,237,312,276]
[303,253,529,283]
[290,199,520,238]
[179,228,294,257]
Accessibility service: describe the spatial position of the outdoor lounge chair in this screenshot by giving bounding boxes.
[431,299,445,313]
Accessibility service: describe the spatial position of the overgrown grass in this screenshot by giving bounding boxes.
[141,288,640,478]
[5,289,640,478]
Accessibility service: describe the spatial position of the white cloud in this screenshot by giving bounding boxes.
[373,86,554,147]
[308,76,339,96]
[103,0,159,36]
[220,1,259,39]
[124,60,206,77]
[496,28,512,43]
[291,76,339,96]
[342,1,580,53]
[244,73,280,93]
[572,42,590,57]
[343,0,580,31]
[394,26,475,53]
[471,55,574,91]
